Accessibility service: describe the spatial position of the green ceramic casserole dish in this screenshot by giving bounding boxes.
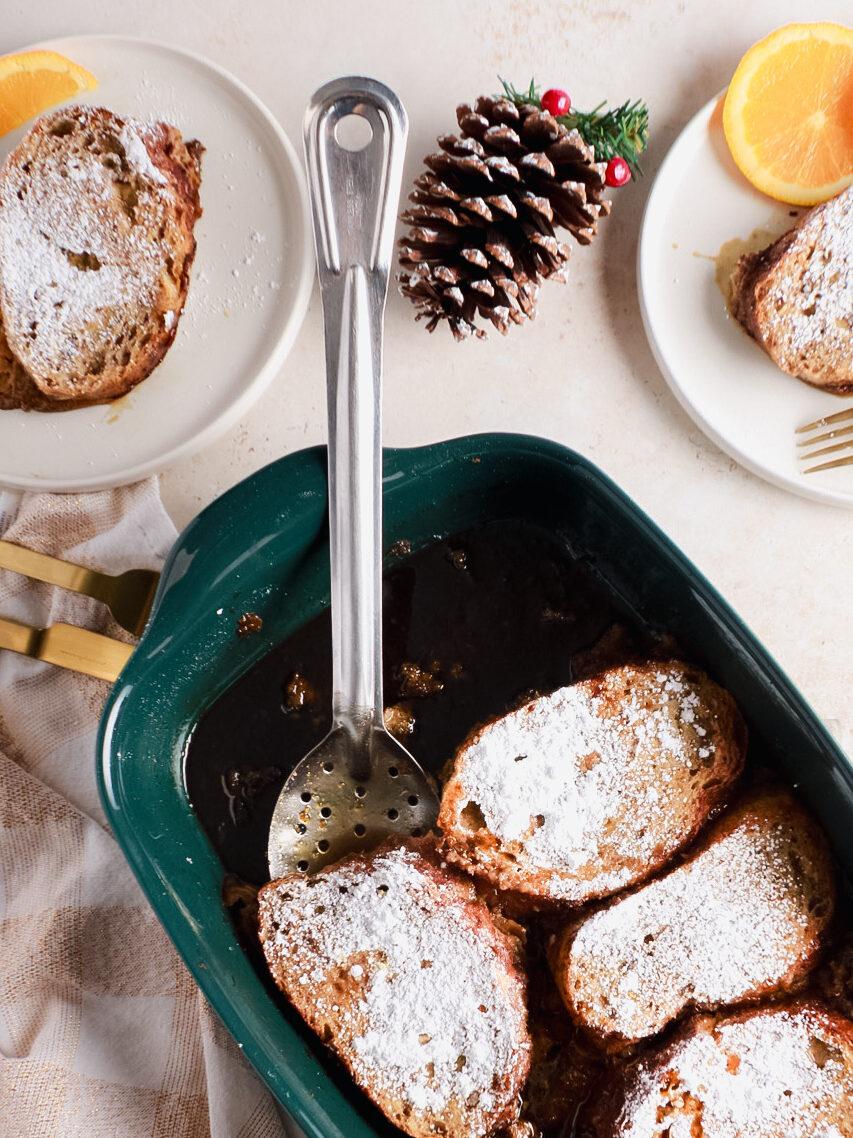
[97,432,853,1138]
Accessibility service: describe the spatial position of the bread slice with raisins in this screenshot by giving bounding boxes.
[0,316,96,411]
[0,105,203,406]
[578,1001,853,1138]
[438,659,747,906]
[730,184,853,392]
[257,837,531,1138]
[551,789,834,1048]
[0,316,49,411]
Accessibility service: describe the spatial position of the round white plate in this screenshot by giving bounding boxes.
[638,92,853,508]
[0,35,314,491]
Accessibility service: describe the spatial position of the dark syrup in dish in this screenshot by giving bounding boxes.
[184,518,644,886]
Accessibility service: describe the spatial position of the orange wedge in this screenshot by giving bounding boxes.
[0,50,97,138]
[723,22,853,205]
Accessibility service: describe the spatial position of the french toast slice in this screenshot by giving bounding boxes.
[730,184,853,392]
[0,316,49,411]
[438,659,746,905]
[578,1001,853,1138]
[551,789,834,1047]
[0,316,97,411]
[0,105,203,404]
[257,837,531,1138]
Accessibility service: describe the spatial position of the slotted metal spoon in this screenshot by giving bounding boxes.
[267,77,439,879]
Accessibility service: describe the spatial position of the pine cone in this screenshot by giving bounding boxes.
[398,95,611,340]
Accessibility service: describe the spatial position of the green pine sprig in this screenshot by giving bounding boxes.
[499,78,649,177]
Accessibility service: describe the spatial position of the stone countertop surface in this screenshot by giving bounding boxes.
[3,0,852,751]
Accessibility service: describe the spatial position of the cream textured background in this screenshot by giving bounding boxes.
[1,1,853,1133]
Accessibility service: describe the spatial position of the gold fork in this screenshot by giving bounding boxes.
[0,539,159,638]
[0,614,132,681]
[796,407,853,473]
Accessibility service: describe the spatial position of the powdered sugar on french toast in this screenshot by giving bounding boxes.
[450,663,725,898]
[731,185,853,389]
[260,844,528,1127]
[611,1006,853,1136]
[0,106,193,391]
[762,187,853,358]
[119,121,168,186]
[565,797,829,1041]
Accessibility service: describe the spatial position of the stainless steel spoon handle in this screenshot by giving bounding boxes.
[303,78,408,732]
[267,82,435,877]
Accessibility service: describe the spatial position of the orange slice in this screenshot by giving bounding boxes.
[0,50,97,138]
[723,22,853,205]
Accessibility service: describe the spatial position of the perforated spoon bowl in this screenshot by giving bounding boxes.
[267,77,439,879]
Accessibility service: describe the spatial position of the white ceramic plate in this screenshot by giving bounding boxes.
[0,34,313,492]
[638,92,853,508]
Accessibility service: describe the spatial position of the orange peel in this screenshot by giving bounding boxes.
[0,50,97,138]
[723,22,853,205]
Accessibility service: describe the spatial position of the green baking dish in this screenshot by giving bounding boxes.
[97,432,853,1138]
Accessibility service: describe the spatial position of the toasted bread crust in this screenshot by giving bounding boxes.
[0,315,100,411]
[578,1001,853,1138]
[730,185,853,392]
[258,837,531,1138]
[438,660,747,905]
[0,106,203,405]
[551,789,835,1048]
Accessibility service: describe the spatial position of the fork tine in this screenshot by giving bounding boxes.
[799,436,853,460]
[803,452,853,473]
[796,422,853,447]
[796,406,853,433]
[797,403,853,474]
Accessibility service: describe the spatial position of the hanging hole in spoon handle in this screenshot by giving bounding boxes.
[303,75,407,288]
[334,113,373,151]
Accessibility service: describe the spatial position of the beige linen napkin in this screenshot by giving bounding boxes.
[0,481,290,1138]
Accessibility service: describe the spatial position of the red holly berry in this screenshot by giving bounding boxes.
[541,87,571,116]
[605,156,632,187]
